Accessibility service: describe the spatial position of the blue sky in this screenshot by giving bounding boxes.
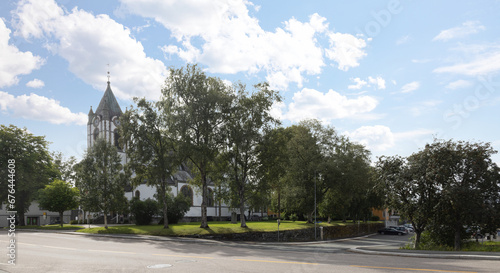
[1,0,500,164]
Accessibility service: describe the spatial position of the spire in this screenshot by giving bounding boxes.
[95,72,122,120]
[88,106,94,116]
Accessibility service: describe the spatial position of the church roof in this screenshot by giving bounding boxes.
[95,81,122,120]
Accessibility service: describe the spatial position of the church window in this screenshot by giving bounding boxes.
[180,185,193,206]
[93,128,99,141]
[135,190,140,199]
[114,129,122,150]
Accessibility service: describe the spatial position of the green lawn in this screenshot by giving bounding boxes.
[76,220,357,236]
[15,224,85,230]
[461,241,500,252]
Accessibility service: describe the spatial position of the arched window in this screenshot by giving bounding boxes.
[114,129,122,150]
[207,188,214,207]
[180,185,193,206]
[93,128,99,141]
[135,190,140,199]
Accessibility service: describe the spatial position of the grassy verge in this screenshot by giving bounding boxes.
[15,224,85,230]
[461,241,500,252]
[76,220,362,236]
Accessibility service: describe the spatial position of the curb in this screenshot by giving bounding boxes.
[348,246,500,261]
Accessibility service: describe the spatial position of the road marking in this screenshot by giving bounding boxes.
[153,254,214,259]
[43,246,78,251]
[350,265,477,273]
[89,249,136,254]
[235,259,318,265]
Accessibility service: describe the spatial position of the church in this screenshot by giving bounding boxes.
[87,79,232,221]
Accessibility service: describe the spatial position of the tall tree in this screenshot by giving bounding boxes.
[258,127,291,220]
[321,136,372,223]
[0,125,58,226]
[120,98,178,228]
[160,64,233,228]
[375,154,437,249]
[424,140,499,250]
[281,122,322,223]
[37,179,79,227]
[223,82,280,227]
[75,138,127,229]
[52,152,77,185]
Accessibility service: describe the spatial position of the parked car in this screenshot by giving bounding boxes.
[389,226,409,234]
[378,227,406,235]
[403,224,414,232]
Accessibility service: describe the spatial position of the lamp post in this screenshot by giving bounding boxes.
[314,171,317,240]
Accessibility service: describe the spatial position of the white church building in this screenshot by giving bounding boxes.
[87,79,232,221]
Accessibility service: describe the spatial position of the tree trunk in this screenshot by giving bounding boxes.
[240,191,247,228]
[308,211,313,223]
[454,229,461,251]
[200,176,209,228]
[414,230,422,249]
[59,211,64,227]
[18,212,25,226]
[163,191,169,229]
[104,213,108,229]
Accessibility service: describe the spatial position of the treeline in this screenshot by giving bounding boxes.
[115,64,381,229]
[376,140,500,250]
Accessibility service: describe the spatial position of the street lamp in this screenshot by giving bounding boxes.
[314,171,317,240]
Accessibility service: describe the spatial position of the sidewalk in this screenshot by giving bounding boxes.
[348,243,500,261]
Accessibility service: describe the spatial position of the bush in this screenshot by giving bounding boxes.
[158,193,191,224]
[289,213,298,222]
[370,215,380,221]
[130,197,159,225]
[69,220,79,225]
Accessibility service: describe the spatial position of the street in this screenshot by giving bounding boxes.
[0,231,498,273]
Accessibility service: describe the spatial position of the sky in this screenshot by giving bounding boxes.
[1,0,500,164]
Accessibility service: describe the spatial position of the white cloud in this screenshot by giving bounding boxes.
[433,51,500,77]
[12,0,168,100]
[433,21,485,42]
[120,0,367,91]
[280,88,378,123]
[0,19,44,88]
[346,125,395,152]
[445,79,473,90]
[400,81,420,93]
[348,76,385,90]
[368,76,386,89]
[396,35,410,45]
[26,78,44,88]
[325,32,367,71]
[410,100,442,116]
[348,77,367,89]
[0,91,87,125]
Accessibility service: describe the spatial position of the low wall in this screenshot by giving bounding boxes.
[187,222,385,242]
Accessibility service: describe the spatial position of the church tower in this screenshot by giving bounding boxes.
[87,74,126,165]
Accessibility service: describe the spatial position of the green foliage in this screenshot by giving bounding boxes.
[159,192,191,224]
[0,124,59,226]
[160,64,234,228]
[120,97,179,228]
[74,138,128,228]
[221,82,281,227]
[37,179,79,227]
[379,139,500,250]
[130,198,159,225]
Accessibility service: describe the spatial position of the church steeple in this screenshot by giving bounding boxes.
[94,79,122,120]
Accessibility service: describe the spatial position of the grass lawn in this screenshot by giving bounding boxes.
[15,224,85,230]
[76,220,361,236]
[462,241,500,252]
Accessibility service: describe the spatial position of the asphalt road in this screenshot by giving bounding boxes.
[0,231,498,273]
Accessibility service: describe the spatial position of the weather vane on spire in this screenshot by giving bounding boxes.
[107,64,110,83]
